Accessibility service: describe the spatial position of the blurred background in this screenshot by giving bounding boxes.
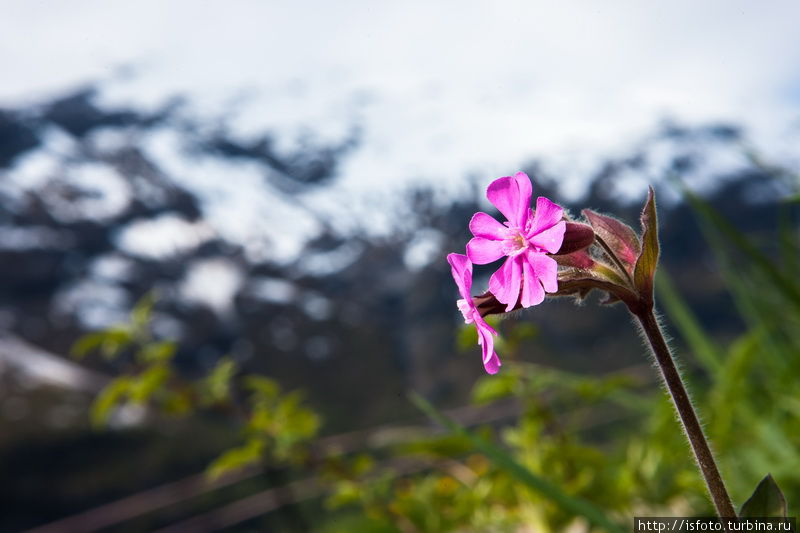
[1,1,800,531]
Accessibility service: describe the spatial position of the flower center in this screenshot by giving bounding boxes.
[501,229,529,257]
[456,299,475,324]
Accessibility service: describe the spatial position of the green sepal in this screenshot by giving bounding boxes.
[633,186,659,308]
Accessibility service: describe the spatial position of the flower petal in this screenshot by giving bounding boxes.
[469,212,506,240]
[466,237,504,265]
[486,177,518,224]
[529,252,558,293]
[489,256,522,311]
[529,220,566,254]
[507,258,522,310]
[512,172,533,228]
[447,253,472,298]
[487,174,532,229]
[520,258,545,307]
[475,313,497,337]
[530,196,564,234]
[475,316,501,374]
[488,258,507,298]
[482,351,501,374]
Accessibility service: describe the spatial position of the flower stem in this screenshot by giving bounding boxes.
[634,308,737,520]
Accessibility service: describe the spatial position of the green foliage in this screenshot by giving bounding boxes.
[655,272,723,374]
[75,294,321,483]
[411,393,626,533]
[71,292,158,362]
[471,366,520,404]
[320,359,653,532]
[91,376,133,427]
[209,374,320,478]
[663,187,800,511]
[138,341,177,364]
[683,187,800,314]
[206,438,265,481]
[323,183,799,531]
[71,327,133,360]
[73,180,800,530]
[130,291,157,336]
[197,357,237,405]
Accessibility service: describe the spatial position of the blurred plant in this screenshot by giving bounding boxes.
[69,167,800,532]
[72,293,321,480]
[325,360,646,532]
[323,174,798,532]
[450,173,757,521]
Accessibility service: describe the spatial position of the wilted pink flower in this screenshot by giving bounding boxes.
[467,172,565,310]
[447,253,501,374]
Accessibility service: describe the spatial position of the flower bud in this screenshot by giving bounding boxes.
[553,222,595,255]
[473,290,522,317]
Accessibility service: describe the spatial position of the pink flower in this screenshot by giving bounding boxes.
[466,172,565,311]
[447,253,501,374]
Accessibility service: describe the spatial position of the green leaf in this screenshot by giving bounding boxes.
[137,341,177,364]
[100,327,133,360]
[739,474,787,518]
[206,438,265,480]
[398,434,475,458]
[160,390,193,416]
[244,375,280,399]
[130,291,158,339]
[634,186,659,305]
[91,377,131,427]
[71,332,107,359]
[409,392,625,533]
[128,364,170,404]
[199,357,238,404]
[326,480,362,509]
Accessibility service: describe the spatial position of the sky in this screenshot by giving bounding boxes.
[2,0,800,258]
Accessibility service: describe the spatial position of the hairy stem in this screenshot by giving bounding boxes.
[635,308,737,520]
